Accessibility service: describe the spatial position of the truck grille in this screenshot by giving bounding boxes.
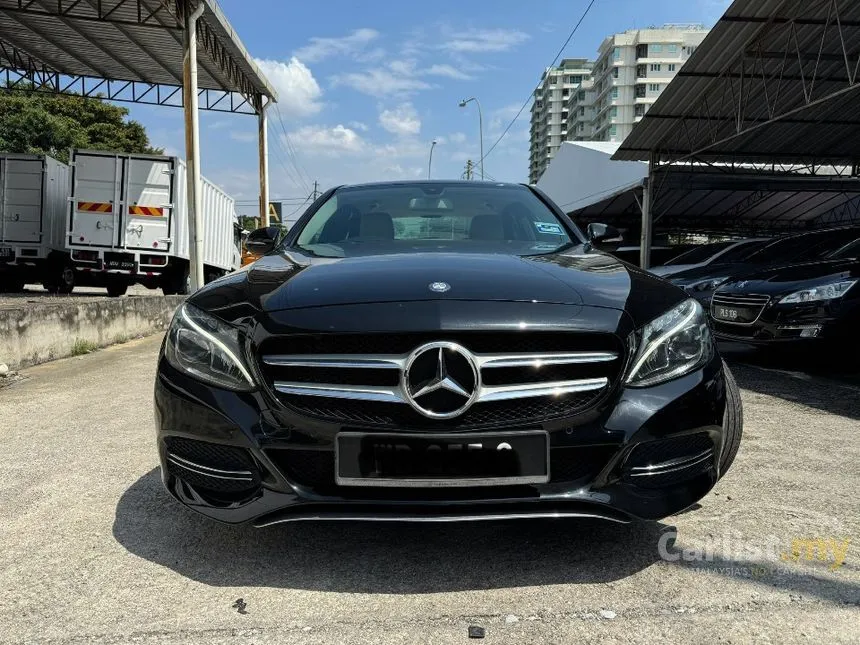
[258,332,623,429]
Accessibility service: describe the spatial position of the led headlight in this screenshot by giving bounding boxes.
[778,279,857,304]
[164,303,255,391]
[626,298,713,388]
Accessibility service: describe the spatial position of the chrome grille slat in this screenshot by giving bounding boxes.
[273,377,610,404]
[478,378,609,402]
[263,355,405,369]
[273,383,405,403]
[712,294,770,306]
[263,351,618,371]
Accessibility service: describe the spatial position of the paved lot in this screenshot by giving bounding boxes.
[0,284,160,310]
[0,335,857,644]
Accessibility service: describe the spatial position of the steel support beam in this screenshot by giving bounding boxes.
[182,0,205,292]
[259,100,270,227]
[639,153,655,269]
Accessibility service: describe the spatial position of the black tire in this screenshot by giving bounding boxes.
[44,261,75,294]
[0,271,25,293]
[161,264,189,296]
[719,361,743,476]
[106,281,128,298]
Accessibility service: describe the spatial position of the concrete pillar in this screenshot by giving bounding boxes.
[182,1,205,291]
[259,101,270,227]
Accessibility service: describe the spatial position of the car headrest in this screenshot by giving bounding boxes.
[359,212,394,239]
[469,214,505,240]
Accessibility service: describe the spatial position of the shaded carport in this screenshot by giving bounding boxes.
[611,0,860,267]
[0,0,277,289]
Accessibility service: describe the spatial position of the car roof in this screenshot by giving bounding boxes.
[337,179,526,190]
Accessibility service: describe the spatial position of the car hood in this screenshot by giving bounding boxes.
[717,259,860,296]
[190,249,685,326]
[649,263,700,277]
[666,262,756,286]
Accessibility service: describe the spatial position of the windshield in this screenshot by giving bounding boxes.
[716,239,770,263]
[746,230,860,264]
[291,183,579,258]
[827,234,860,259]
[665,241,735,266]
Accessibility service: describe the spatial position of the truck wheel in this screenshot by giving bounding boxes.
[719,362,743,477]
[45,263,75,294]
[0,271,26,293]
[106,281,128,298]
[173,266,191,295]
[160,265,188,296]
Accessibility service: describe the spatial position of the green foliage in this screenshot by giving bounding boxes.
[70,338,99,356]
[0,85,163,163]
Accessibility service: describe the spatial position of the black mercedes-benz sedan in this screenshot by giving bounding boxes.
[154,181,742,526]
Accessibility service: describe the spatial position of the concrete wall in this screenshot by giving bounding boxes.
[0,296,185,370]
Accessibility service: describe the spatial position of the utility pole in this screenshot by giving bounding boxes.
[312,180,320,200]
[464,159,473,180]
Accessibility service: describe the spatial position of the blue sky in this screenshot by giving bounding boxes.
[128,0,730,217]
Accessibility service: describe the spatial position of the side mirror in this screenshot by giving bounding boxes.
[586,222,621,244]
[244,226,280,255]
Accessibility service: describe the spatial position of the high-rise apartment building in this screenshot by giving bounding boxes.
[528,58,594,185]
[528,25,709,184]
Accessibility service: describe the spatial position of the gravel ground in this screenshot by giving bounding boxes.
[0,335,857,644]
[0,284,161,310]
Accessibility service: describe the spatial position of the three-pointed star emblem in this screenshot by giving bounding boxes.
[411,347,471,399]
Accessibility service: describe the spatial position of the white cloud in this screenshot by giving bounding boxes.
[378,103,421,137]
[254,57,322,118]
[331,65,434,97]
[441,28,530,54]
[448,132,467,144]
[426,64,472,80]
[294,28,380,63]
[229,131,256,143]
[288,124,366,156]
[348,121,369,132]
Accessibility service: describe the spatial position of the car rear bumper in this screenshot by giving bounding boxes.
[154,352,729,525]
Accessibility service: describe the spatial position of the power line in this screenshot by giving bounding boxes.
[480,0,598,166]
[272,104,313,192]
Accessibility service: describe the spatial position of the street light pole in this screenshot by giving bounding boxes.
[458,97,484,180]
[428,139,437,179]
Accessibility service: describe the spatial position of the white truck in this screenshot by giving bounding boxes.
[0,154,70,292]
[64,150,241,296]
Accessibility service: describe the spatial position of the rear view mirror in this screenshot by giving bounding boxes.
[586,222,621,243]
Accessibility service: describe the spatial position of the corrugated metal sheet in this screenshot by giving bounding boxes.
[615,0,860,163]
[568,167,860,234]
[0,0,275,103]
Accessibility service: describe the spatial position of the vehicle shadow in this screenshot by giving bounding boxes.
[724,349,860,422]
[113,469,667,593]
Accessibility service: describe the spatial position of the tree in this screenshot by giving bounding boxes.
[0,85,163,163]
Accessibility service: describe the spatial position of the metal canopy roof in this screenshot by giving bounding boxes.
[0,0,276,113]
[571,167,860,234]
[615,0,860,164]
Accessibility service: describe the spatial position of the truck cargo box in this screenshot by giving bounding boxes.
[66,150,239,294]
[0,153,69,265]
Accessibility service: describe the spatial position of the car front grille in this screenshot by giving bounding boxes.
[257,332,624,429]
[711,293,770,324]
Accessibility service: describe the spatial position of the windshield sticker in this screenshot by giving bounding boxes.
[535,222,564,235]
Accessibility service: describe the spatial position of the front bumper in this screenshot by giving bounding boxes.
[154,352,728,525]
[711,299,857,345]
